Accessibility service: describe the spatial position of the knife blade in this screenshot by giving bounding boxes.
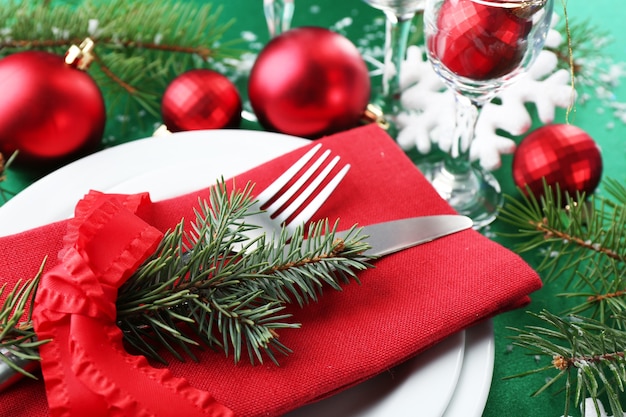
[0,215,472,392]
[333,214,473,257]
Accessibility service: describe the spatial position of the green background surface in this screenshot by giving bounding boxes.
[2,1,626,416]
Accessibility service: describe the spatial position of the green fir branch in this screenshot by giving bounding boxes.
[0,0,241,129]
[549,19,609,72]
[0,179,373,375]
[499,179,626,414]
[549,18,614,87]
[604,178,626,209]
[508,311,626,417]
[117,180,372,365]
[0,260,49,380]
[499,181,626,322]
[499,182,626,288]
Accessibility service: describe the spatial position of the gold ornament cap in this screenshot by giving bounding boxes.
[65,38,95,70]
[361,103,390,131]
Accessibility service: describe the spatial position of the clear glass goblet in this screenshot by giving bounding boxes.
[264,0,295,38]
[422,0,554,228]
[362,0,426,128]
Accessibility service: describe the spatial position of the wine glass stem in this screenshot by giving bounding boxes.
[444,93,482,176]
[264,0,295,38]
[380,11,414,116]
[428,92,501,228]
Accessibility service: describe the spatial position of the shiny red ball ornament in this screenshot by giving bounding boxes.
[0,47,105,164]
[248,27,371,138]
[161,69,242,132]
[512,124,603,200]
[429,0,533,80]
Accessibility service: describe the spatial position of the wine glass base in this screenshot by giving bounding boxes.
[418,161,503,229]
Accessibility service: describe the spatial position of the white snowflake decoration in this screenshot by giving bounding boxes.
[395,24,574,171]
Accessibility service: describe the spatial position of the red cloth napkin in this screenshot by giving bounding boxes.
[30,191,234,417]
[0,124,541,417]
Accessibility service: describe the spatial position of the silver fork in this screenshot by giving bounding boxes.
[242,143,350,242]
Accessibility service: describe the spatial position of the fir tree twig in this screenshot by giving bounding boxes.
[498,181,626,290]
[499,179,626,415]
[0,260,49,380]
[507,311,626,417]
[0,0,242,130]
[0,179,374,375]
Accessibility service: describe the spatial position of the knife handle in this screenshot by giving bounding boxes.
[0,348,39,392]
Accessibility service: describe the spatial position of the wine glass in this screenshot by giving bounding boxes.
[362,0,426,129]
[264,0,295,38]
[421,0,554,228]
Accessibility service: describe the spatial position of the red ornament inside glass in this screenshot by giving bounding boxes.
[248,27,371,138]
[0,42,105,165]
[161,69,242,132]
[512,124,603,200]
[428,0,533,81]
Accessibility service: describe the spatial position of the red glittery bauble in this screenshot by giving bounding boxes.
[428,0,532,80]
[161,69,242,132]
[512,124,603,199]
[0,51,105,164]
[248,27,371,138]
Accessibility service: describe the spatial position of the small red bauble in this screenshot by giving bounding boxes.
[248,27,371,138]
[429,0,532,80]
[512,124,603,199]
[161,69,242,132]
[0,50,105,164]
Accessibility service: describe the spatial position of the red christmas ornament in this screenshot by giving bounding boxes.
[0,40,105,164]
[428,0,533,80]
[248,27,371,138]
[512,124,603,199]
[161,69,242,132]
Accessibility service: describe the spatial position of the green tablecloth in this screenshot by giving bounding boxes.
[1,1,625,416]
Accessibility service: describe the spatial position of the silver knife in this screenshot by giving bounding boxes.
[333,214,472,257]
[0,214,471,392]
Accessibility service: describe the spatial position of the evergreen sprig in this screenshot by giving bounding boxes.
[499,180,626,291]
[0,180,373,378]
[499,179,626,415]
[0,0,240,130]
[508,311,626,417]
[549,18,614,88]
[0,261,49,380]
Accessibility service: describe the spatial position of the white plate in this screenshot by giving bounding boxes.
[0,129,493,416]
[443,320,494,417]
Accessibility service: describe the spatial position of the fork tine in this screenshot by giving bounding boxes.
[264,149,331,214]
[256,143,322,205]
[272,154,339,223]
[279,162,351,227]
